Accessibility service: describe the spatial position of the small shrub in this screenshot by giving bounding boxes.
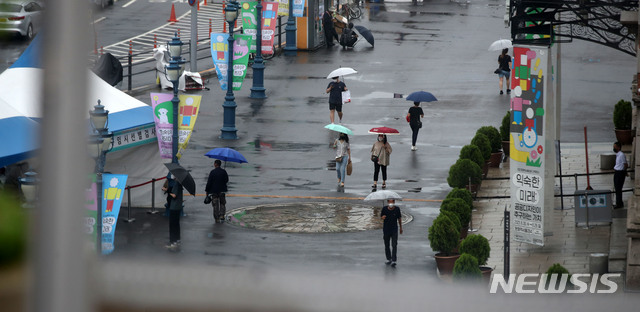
[471,133,491,161]
[445,188,473,210]
[459,144,484,168]
[500,111,511,142]
[428,214,460,256]
[441,198,471,227]
[476,126,501,153]
[0,190,27,267]
[459,234,490,266]
[545,263,571,289]
[613,99,632,130]
[453,253,482,281]
[447,158,482,189]
[440,210,461,231]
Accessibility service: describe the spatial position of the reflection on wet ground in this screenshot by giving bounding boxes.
[226,202,412,233]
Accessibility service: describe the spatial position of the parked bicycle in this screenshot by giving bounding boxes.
[340,2,362,20]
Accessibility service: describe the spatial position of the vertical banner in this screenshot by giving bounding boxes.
[261,2,279,55]
[292,0,304,17]
[241,1,259,53]
[210,33,251,91]
[509,45,548,246]
[101,174,127,255]
[150,93,202,159]
[278,0,289,16]
[84,174,98,248]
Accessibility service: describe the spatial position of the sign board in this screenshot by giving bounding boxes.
[111,124,157,152]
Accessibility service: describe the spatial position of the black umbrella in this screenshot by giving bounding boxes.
[354,25,374,47]
[164,163,196,196]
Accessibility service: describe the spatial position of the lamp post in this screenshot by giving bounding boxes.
[165,33,185,164]
[89,100,113,255]
[284,0,297,56]
[221,0,239,140]
[250,1,266,99]
[18,170,38,209]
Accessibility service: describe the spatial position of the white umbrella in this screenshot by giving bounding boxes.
[364,190,403,202]
[327,67,357,79]
[488,39,512,51]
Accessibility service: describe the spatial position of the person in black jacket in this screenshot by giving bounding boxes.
[205,160,229,223]
[339,22,358,49]
[322,7,339,47]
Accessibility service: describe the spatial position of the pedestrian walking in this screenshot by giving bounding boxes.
[371,134,392,189]
[613,141,628,208]
[322,7,339,47]
[407,101,424,151]
[205,159,229,223]
[381,199,403,267]
[166,180,183,251]
[326,76,348,124]
[333,133,351,187]
[497,48,512,95]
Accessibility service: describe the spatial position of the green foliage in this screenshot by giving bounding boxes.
[428,214,460,256]
[500,111,511,142]
[445,188,473,210]
[440,210,461,231]
[0,190,27,266]
[459,234,490,265]
[476,126,501,153]
[447,158,482,189]
[613,99,632,130]
[453,253,482,281]
[471,133,491,161]
[441,198,471,227]
[545,263,571,289]
[459,145,484,168]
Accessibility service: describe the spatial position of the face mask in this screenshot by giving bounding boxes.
[613,148,617,153]
[378,137,383,142]
[388,203,394,208]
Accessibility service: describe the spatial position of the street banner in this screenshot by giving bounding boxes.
[261,2,279,55]
[101,174,127,255]
[150,93,202,159]
[292,0,304,17]
[210,33,251,91]
[509,45,553,246]
[241,1,259,53]
[84,174,98,249]
[277,0,288,16]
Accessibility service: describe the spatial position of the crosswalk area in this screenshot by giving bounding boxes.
[102,3,225,63]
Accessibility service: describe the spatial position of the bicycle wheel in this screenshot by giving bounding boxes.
[262,45,277,60]
[350,7,362,19]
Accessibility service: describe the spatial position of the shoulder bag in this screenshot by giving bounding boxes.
[371,147,382,163]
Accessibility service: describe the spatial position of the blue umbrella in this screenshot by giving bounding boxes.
[204,147,248,164]
[406,91,437,103]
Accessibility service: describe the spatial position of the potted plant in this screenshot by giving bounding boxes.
[452,253,482,282]
[459,145,484,169]
[500,111,511,157]
[613,99,633,145]
[441,198,471,238]
[428,214,461,275]
[0,190,27,306]
[545,263,572,291]
[476,126,503,168]
[445,188,473,211]
[447,159,482,193]
[459,234,492,284]
[470,133,491,177]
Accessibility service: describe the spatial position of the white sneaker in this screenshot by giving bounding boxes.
[411,146,417,151]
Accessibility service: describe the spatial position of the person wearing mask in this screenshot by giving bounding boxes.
[381,199,403,267]
[205,159,229,223]
[613,141,628,208]
[407,101,424,151]
[339,22,358,49]
[322,7,339,47]
[371,134,392,189]
[165,180,183,251]
[333,133,351,187]
[326,76,348,124]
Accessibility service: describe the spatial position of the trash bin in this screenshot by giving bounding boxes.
[589,253,608,274]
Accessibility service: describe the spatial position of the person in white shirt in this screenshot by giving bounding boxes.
[613,142,628,208]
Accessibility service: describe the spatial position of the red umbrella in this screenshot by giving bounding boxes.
[368,127,399,135]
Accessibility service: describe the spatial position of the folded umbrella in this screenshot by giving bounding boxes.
[204,147,248,164]
[327,67,358,79]
[368,126,399,135]
[406,91,437,103]
[354,25,374,47]
[164,163,196,196]
[324,123,353,135]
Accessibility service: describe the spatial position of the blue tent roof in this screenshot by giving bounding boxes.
[10,35,42,69]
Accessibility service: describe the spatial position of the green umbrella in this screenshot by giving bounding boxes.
[324,124,353,135]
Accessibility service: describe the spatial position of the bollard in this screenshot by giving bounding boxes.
[589,253,609,274]
[124,186,136,223]
[147,179,159,214]
[209,19,212,37]
[154,34,157,48]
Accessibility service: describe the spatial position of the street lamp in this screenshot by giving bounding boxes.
[221,0,239,140]
[284,0,297,56]
[250,1,266,99]
[165,33,186,164]
[89,100,113,254]
[19,170,38,208]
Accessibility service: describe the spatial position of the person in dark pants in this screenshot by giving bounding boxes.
[381,199,403,267]
[326,76,348,124]
[497,48,512,95]
[371,134,392,189]
[339,22,358,49]
[166,180,183,251]
[613,142,628,208]
[205,159,229,223]
[407,101,424,151]
[322,7,339,47]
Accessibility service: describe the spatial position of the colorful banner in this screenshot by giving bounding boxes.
[509,45,549,246]
[241,1,259,53]
[101,173,127,255]
[84,174,98,248]
[210,33,251,91]
[292,0,304,17]
[150,93,202,159]
[277,0,289,16]
[241,2,279,55]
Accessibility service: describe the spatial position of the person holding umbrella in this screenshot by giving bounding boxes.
[381,199,403,267]
[497,48,512,95]
[407,101,424,151]
[326,76,348,124]
[166,179,183,251]
[333,133,351,187]
[371,134,392,189]
[205,159,229,223]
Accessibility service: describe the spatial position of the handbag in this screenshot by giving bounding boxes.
[418,121,423,128]
[204,194,212,204]
[406,114,410,123]
[341,90,351,104]
[347,159,353,175]
[494,68,501,74]
[371,148,382,163]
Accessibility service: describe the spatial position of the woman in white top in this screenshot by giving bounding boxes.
[334,133,351,187]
